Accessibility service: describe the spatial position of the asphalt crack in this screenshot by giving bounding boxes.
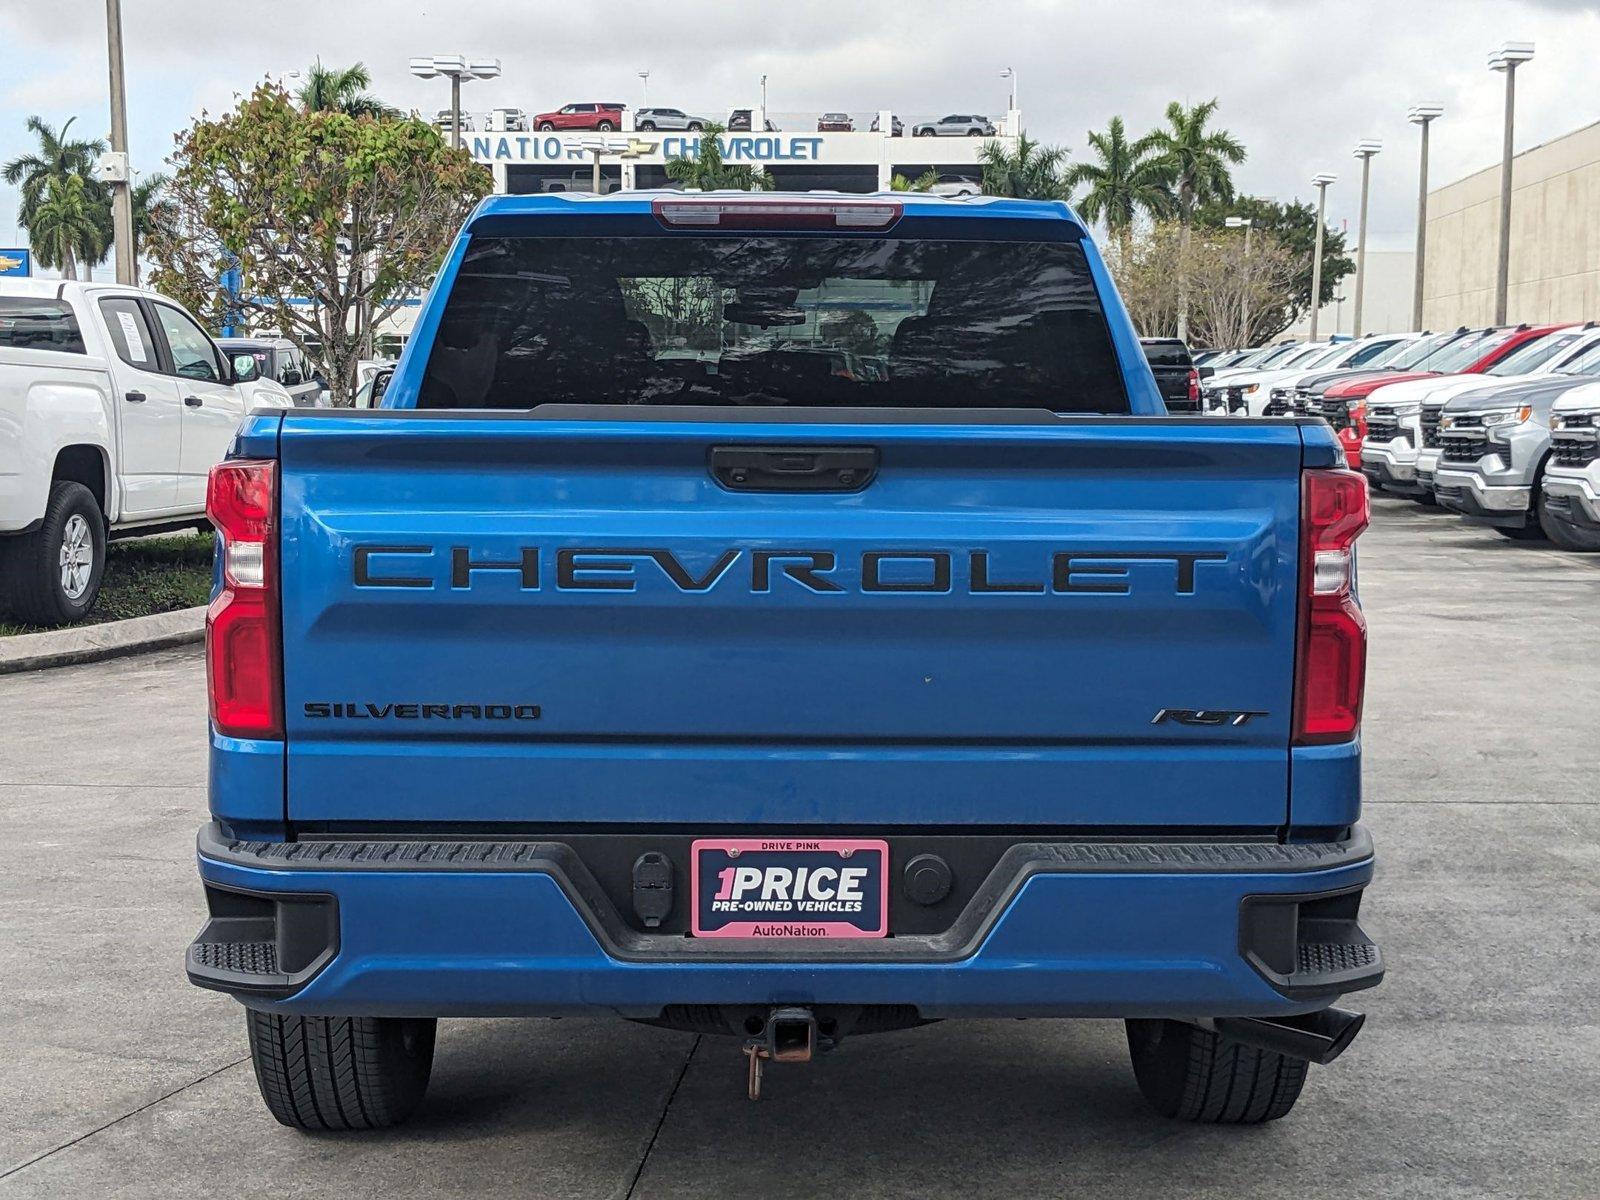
[620,1035,701,1200]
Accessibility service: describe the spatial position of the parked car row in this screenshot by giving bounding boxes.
[1192,322,1600,552]
[435,104,999,136]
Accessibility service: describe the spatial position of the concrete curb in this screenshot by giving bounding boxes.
[0,605,206,675]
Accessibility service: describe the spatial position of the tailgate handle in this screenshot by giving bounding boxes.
[710,445,879,493]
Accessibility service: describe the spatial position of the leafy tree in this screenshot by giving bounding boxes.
[890,169,939,192]
[978,134,1067,199]
[1145,100,1246,340]
[296,59,390,118]
[665,124,774,191]
[3,116,109,280]
[28,174,107,279]
[1061,116,1172,258]
[1195,195,1354,341]
[147,84,491,404]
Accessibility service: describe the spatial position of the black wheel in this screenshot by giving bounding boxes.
[246,1011,436,1131]
[597,120,616,131]
[966,127,982,136]
[1493,523,1545,541]
[637,121,656,131]
[0,480,105,627]
[1126,1019,1308,1124]
[538,121,555,131]
[915,128,933,137]
[687,121,703,131]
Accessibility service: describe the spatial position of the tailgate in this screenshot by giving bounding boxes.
[277,412,1307,829]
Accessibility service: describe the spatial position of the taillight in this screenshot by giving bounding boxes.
[206,459,282,739]
[1187,368,1200,407]
[1294,469,1368,745]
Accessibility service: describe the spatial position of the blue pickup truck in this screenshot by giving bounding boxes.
[189,192,1381,1129]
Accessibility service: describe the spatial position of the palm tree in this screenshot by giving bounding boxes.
[29,175,107,281]
[296,60,389,117]
[1062,116,1172,258]
[3,116,109,279]
[129,173,171,285]
[1144,99,1246,340]
[664,123,774,191]
[977,134,1067,200]
[890,169,939,192]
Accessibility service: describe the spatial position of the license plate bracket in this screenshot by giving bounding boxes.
[691,838,889,939]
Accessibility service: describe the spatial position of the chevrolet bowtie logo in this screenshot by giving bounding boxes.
[574,135,659,158]
[0,254,24,272]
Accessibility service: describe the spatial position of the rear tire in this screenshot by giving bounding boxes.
[246,1011,436,1131]
[597,120,616,131]
[0,480,105,627]
[1126,1019,1308,1124]
[687,121,703,131]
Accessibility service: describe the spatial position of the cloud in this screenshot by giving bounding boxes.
[2,0,1596,256]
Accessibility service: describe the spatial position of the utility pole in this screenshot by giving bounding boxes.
[105,0,134,285]
[1225,215,1256,343]
[1408,105,1443,330]
[1350,141,1381,339]
[1489,43,1534,325]
[1308,174,1336,342]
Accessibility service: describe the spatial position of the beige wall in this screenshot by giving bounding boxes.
[1287,249,1416,337]
[1423,118,1600,327]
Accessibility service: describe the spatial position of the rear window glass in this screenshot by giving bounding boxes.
[419,235,1129,413]
[1140,341,1190,368]
[0,297,84,353]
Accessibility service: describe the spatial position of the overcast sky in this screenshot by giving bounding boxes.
[2,0,1595,274]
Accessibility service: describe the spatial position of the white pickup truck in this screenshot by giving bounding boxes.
[0,279,291,626]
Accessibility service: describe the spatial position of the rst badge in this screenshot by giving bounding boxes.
[691,839,888,939]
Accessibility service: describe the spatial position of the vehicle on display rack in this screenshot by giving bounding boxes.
[1365,324,1599,498]
[635,107,709,131]
[1234,334,1418,419]
[728,108,779,132]
[218,337,326,408]
[0,279,286,627]
[912,114,998,137]
[817,113,855,132]
[1431,364,1600,545]
[432,109,473,134]
[926,174,982,197]
[187,191,1381,1132]
[1138,336,1202,412]
[533,102,626,132]
[869,113,904,137]
[1541,381,1600,550]
[485,108,530,132]
[1308,325,1555,469]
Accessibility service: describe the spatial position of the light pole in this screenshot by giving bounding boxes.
[1408,104,1444,330]
[1000,66,1017,113]
[1350,140,1381,338]
[408,55,502,150]
[1225,215,1257,343]
[1308,173,1336,342]
[638,70,650,106]
[104,0,134,285]
[1489,42,1534,324]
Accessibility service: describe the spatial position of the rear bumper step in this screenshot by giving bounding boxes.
[190,822,1380,1017]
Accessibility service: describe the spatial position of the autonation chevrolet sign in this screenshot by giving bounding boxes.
[470,133,828,165]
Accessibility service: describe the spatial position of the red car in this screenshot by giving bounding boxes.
[533,102,626,132]
[1318,324,1573,468]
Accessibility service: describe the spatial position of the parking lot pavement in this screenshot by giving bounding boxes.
[2,493,1597,1199]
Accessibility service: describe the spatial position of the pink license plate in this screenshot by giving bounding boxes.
[691,838,889,939]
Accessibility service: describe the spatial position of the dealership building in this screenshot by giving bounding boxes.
[1422,117,1600,327]
[470,108,1020,195]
